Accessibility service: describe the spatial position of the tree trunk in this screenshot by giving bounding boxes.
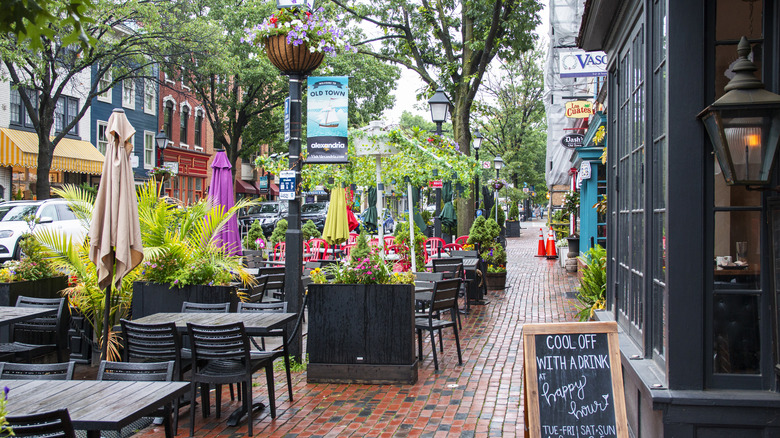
[36,139,54,200]
[452,94,475,238]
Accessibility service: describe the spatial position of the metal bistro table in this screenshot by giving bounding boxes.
[0,306,57,327]
[131,311,297,426]
[1,379,188,438]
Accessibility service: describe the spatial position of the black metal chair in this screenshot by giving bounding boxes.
[264,273,286,302]
[415,278,463,370]
[237,301,293,400]
[0,361,75,380]
[186,322,276,437]
[180,301,231,313]
[97,360,176,438]
[432,258,466,325]
[0,296,69,362]
[241,275,268,303]
[6,408,76,438]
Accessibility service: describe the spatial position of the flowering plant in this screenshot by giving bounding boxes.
[481,243,507,273]
[148,166,174,179]
[0,386,10,435]
[0,235,57,282]
[561,190,580,217]
[244,7,355,55]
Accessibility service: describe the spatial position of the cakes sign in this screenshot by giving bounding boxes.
[565,100,595,118]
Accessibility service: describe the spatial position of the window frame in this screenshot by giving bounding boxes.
[194,109,203,149]
[144,79,156,114]
[10,87,38,129]
[144,130,155,170]
[96,121,108,155]
[98,69,112,103]
[180,105,189,147]
[163,100,174,140]
[122,78,136,109]
[55,96,79,136]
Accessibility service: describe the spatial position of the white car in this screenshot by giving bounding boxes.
[0,200,86,260]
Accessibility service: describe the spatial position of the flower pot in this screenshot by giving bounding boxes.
[566,237,580,273]
[307,283,417,384]
[131,282,240,319]
[484,271,507,291]
[265,34,325,75]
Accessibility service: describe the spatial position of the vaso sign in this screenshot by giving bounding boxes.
[565,100,595,118]
[559,49,608,78]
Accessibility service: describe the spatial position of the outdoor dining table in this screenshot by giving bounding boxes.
[131,311,297,426]
[0,379,188,438]
[0,306,57,327]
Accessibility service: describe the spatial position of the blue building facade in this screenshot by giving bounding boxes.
[91,65,159,182]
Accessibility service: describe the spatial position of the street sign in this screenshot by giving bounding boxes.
[162,161,178,175]
[279,170,296,200]
[429,180,443,188]
[523,187,530,193]
[284,97,290,143]
[482,161,491,169]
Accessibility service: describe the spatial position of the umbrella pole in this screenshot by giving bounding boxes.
[376,157,384,258]
[408,182,416,272]
[101,285,111,361]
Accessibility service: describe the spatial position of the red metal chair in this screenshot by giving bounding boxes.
[308,238,329,260]
[424,237,446,260]
[341,244,355,259]
[347,233,359,245]
[454,235,469,246]
[383,236,395,250]
[273,242,286,261]
[303,241,315,262]
[443,243,463,252]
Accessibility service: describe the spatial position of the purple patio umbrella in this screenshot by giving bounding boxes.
[209,149,242,256]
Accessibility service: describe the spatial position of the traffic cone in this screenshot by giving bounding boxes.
[535,228,546,257]
[545,228,558,259]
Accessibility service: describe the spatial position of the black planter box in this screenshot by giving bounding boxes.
[307,283,417,384]
[131,282,240,319]
[0,276,68,306]
[506,221,521,237]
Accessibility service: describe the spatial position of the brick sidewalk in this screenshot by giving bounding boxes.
[136,220,579,437]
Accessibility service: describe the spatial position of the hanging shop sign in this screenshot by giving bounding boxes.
[580,161,592,180]
[558,49,608,78]
[560,134,585,149]
[257,175,269,190]
[565,100,595,118]
[306,76,349,164]
[429,180,443,188]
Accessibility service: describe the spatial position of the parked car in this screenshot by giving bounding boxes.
[0,200,86,260]
[301,202,329,233]
[238,201,288,236]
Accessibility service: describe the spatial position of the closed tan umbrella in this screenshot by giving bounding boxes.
[88,108,144,360]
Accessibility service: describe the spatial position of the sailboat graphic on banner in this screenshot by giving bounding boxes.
[319,99,339,128]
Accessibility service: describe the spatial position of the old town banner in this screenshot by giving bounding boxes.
[306,76,349,164]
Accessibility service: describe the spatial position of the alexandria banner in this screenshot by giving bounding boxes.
[306,76,349,164]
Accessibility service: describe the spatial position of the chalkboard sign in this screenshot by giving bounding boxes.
[523,322,627,438]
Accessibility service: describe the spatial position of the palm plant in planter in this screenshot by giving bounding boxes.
[35,183,257,360]
[307,252,418,384]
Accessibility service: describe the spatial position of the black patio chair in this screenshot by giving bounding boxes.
[431,259,465,327]
[0,296,69,362]
[0,361,75,380]
[6,408,76,438]
[97,360,176,438]
[241,275,268,303]
[264,273,286,302]
[180,301,236,401]
[415,278,463,370]
[186,322,276,437]
[237,301,293,400]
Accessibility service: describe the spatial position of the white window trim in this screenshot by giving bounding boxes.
[162,95,177,112]
[96,120,108,155]
[180,101,191,113]
[143,79,156,115]
[164,72,174,84]
[143,130,155,170]
[122,79,135,110]
[98,70,112,103]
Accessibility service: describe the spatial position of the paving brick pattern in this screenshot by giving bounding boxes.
[136,220,579,437]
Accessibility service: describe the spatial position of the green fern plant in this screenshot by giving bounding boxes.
[574,245,607,321]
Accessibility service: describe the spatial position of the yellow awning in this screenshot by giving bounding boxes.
[0,128,104,175]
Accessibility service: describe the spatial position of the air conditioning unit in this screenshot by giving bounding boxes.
[241,163,254,180]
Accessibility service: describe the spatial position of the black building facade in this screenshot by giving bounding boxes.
[579,0,780,436]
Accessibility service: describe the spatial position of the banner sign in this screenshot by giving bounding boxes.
[257,175,269,190]
[565,100,595,118]
[429,180,443,188]
[559,49,608,78]
[306,76,349,164]
[560,134,585,149]
[284,97,290,143]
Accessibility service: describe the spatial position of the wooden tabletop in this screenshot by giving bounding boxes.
[1,379,188,436]
[131,312,297,335]
[0,306,57,327]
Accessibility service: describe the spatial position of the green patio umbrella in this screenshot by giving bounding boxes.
[438,181,456,233]
[411,186,426,232]
[363,187,378,233]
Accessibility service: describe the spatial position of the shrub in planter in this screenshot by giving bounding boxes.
[243,220,266,251]
[574,245,607,321]
[488,203,506,228]
[270,218,288,248]
[467,216,500,252]
[508,202,520,221]
[302,219,321,242]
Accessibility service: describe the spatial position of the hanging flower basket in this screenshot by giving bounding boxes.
[265,34,325,75]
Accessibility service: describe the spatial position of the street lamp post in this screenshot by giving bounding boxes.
[473,130,483,216]
[155,129,168,168]
[493,156,504,223]
[428,88,450,238]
